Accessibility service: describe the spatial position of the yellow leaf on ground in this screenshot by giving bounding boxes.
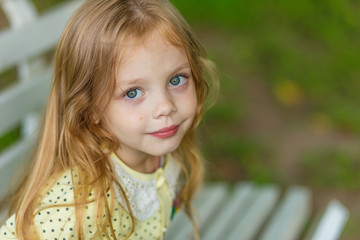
[273,79,304,107]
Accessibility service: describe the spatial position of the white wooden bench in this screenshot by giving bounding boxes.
[0,1,349,239]
[165,183,349,240]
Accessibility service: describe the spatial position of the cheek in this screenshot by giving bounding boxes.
[105,104,143,132]
[182,85,198,118]
[121,111,145,129]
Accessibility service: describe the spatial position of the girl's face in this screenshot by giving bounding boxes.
[104,32,197,166]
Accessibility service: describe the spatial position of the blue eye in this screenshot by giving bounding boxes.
[169,75,186,86]
[125,88,143,99]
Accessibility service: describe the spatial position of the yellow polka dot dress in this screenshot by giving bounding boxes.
[0,153,181,239]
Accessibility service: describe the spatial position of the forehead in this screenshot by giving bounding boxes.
[123,31,175,55]
[115,31,189,82]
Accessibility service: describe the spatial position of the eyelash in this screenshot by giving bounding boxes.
[178,72,190,79]
[175,73,189,78]
[121,72,190,101]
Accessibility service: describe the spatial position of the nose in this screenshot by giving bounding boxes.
[152,91,177,119]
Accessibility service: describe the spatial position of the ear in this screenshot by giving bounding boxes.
[91,107,102,125]
[92,111,100,124]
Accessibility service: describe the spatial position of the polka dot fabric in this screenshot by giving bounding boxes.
[0,155,180,239]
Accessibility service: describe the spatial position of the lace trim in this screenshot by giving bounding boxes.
[111,155,180,221]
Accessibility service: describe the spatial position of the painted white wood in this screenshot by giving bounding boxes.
[309,200,349,240]
[0,0,84,73]
[164,183,349,240]
[0,69,52,136]
[0,135,35,197]
[195,183,228,228]
[201,183,255,240]
[259,186,312,240]
[1,0,37,28]
[164,185,216,239]
[0,2,83,222]
[226,184,280,240]
[164,183,228,240]
[174,183,227,240]
[1,0,42,139]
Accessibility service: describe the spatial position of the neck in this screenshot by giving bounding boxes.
[115,147,160,173]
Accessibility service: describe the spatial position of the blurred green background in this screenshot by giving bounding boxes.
[1,0,360,238]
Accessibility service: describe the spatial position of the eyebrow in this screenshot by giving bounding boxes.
[117,63,191,87]
[169,63,191,76]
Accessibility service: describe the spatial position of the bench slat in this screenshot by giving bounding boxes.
[226,184,280,240]
[1,0,38,28]
[0,0,84,72]
[0,69,51,136]
[195,183,228,227]
[201,183,254,240]
[164,185,216,239]
[307,200,349,240]
[259,186,312,240]
[0,135,34,197]
[164,183,228,240]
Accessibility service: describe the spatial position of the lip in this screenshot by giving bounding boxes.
[149,125,180,138]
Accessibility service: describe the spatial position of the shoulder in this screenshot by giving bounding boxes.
[34,170,125,239]
[1,169,135,239]
[0,170,78,239]
[0,215,17,239]
[33,170,79,238]
[38,170,74,207]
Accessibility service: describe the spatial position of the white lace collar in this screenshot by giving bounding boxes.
[110,153,180,221]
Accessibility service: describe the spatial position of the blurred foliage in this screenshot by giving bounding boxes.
[201,128,277,183]
[199,71,277,183]
[171,0,360,189]
[172,0,360,134]
[31,0,66,12]
[0,127,21,154]
[300,150,360,189]
[0,67,17,90]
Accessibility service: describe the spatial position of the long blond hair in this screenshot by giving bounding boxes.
[8,0,218,239]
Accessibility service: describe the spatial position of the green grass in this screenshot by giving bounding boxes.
[300,149,360,189]
[172,0,360,134]
[171,0,360,187]
[0,67,17,90]
[0,126,21,154]
[31,0,67,13]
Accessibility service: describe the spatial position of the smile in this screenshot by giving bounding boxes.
[149,125,180,138]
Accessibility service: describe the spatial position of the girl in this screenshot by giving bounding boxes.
[0,0,217,239]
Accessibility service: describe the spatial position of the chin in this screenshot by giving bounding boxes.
[149,140,181,156]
